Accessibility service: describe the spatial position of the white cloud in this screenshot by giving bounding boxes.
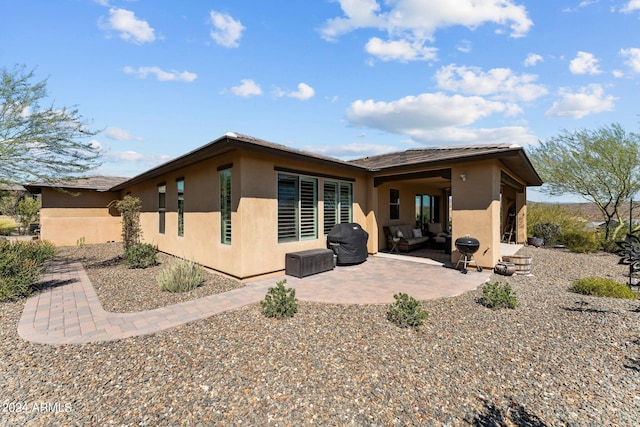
[545,84,616,119]
[105,127,143,141]
[620,47,640,73]
[524,53,543,67]
[104,150,171,165]
[229,79,263,97]
[99,8,155,44]
[347,92,515,139]
[569,51,602,75]
[309,142,398,159]
[365,37,438,62]
[434,64,548,102]
[209,11,245,48]
[621,1,640,13]
[287,83,315,100]
[320,0,532,62]
[123,66,197,82]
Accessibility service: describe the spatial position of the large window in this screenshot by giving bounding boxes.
[323,181,353,234]
[177,179,184,237]
[158,184,166,234]
[277,173,317,242]
[415,194,440,229]
[220,169,232,244]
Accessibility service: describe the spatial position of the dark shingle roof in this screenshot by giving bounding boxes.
[349,144,518,169]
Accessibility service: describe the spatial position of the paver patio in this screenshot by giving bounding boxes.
[17,252,503,345]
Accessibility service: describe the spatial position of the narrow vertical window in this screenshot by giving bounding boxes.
[220,169,232,244]
[177,179,184,237]
[323,182,337,234]
[277,174,298,242]
[339,182,352,224]
[158,184,166,234]
[390,188,400,220]
[299,177,317,240]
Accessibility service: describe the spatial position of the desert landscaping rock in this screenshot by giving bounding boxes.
[1,244,639,425]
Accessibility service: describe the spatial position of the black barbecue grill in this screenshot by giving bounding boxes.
[326,223,369,265]
[455,236,483,274]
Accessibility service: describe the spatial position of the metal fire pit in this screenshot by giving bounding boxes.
[455,236,483,274]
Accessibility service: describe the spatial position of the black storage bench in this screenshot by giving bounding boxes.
[285,249,335,278]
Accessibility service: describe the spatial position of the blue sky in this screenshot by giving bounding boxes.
[3,0,640,202]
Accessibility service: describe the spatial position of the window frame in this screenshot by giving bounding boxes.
[177,178,184,237]
[158,183,166,234]
[390,188,400,220]
[219,169,232,245]
[277,173,318,243]
[323,180,353,235]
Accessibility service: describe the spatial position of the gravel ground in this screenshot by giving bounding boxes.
[56,243,244,312]
[1,245,639,426]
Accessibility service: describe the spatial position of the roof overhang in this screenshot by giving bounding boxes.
[110,133,366,192]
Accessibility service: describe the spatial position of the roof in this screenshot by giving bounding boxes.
[23,176,129,193]
[110,132,364,191]
[349,144,543,186]
[33,134,541,193]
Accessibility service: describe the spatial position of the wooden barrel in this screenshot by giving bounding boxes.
[502,255,532,275]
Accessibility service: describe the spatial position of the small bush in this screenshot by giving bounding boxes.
[0,240,55,301]
[570,277,636,299]
[531,222,562,247]
[479,281,518,309]
[0,218,17,236]
[562,230,599,253]
[158,258,204,292]
[260,280,298,319]
[386,293,429,330]
[124,242,157,269]
[0,257,41,301]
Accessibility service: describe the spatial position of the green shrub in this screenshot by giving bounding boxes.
[158,258,204,292]
[0,218,17,235]
[531,222,561,247]
[561,230,599,253]
[124,242,157,269]
[570,277,636,299]
[260,280,298,319]
[478,281,518,309]
[386,293,429,330]
[0,240,55,301]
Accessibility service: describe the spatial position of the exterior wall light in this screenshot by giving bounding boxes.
[460,173,467,182]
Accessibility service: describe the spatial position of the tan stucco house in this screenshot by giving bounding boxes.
[25,132,542,279]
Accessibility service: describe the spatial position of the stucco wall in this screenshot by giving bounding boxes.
[39,188,121,246]
[122,150,369,279]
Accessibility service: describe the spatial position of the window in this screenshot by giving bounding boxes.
[177,179,184,237]
[390,189,400,220]
[415,194,440,229]
[158,184,166,234]
[220,169,232,244]
[277,173,317,242]
[323,181,353,234]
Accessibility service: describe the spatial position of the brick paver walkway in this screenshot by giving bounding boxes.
[18,255,492,345]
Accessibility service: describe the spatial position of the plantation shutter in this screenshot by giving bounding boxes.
[278,174,298,242]
[323,182,337,234]
[339,182,352,224]
[299,178,317,240]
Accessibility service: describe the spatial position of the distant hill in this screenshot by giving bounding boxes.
[528,201,640,223]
